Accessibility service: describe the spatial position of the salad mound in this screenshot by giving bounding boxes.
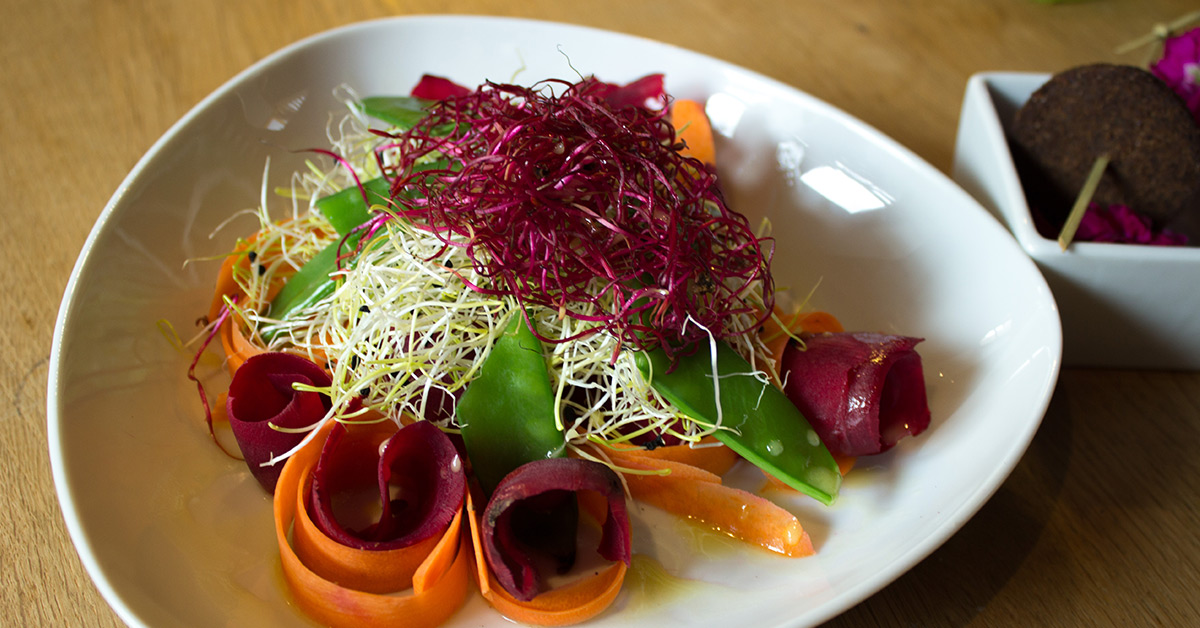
[190,73,931,627]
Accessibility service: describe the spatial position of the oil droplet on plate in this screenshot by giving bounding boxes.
[623,554,700,614]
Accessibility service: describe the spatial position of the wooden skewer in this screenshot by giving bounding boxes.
[1114,10,1200,59]
[1057,153,1111,251]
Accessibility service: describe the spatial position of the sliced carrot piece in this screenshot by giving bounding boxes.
[796,310,844,334]
[207,220,319,322]
[671,99,716,166]
[209,237,266,376]
[837,454,856,475]
[218,317,265,376]
[605,448,813,558]
[412,503,466,593]
[483,562,627,627]
[605,448,722,485]
[573,489,611,529]
[209,223,328,376]
[273,420,471,628]
[294,476,445,592]
[207,243,251,323]
[606,436,738,476]
[466,489,491,591]
[466,489,628,626]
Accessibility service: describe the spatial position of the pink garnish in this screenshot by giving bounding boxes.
[481,458,631,602]
[1151,26,1200,124]
[780,332,930,458]
[379,75,774,356]
[187,298,236,447]
[226,352,332,492]
[1075,202,1188,245]
[590,73,667,109]
[411,74,472,101]
[308,420,465,550]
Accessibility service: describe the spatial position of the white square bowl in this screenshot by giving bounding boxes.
[953,71,1200,370]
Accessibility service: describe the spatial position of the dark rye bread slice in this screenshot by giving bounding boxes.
[1009,63,1200,240]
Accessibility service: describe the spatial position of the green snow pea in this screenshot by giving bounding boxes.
[264,161,449,332]
[356,96,434,130]
[263,177,389,330]
[315,176,391,236]
[636,342,841,505]
[263,232,360,328]
[458,312,565,497]
[265,93,438,326]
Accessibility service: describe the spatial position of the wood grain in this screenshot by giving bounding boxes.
[4,1,1198,626]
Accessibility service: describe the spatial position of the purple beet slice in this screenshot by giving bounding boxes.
[481,458,631,602]
[594,74,665,109]
[409,73,665,110]
[308,420,466,550]
[226,352,332,492]
[411,74,471,100]
[780,332,931,457]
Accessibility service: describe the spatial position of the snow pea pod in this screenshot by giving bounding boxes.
[264,93,437,326]
[264,159,450,332]
[314,176,391,236]
[263,232,361,329]
[635,343,841,505]
[357,96,434,130]
[263,178,388,330]
[458,312,565,497]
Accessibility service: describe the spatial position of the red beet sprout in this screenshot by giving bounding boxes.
[377,76,774,354]
[188,296,240,458]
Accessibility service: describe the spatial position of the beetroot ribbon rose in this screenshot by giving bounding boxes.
[309,420,466,552]
[292,419,467,593]
[226,352,332,492]
[481,458,631,603]
[274,419,472,627]
[780,332,931,457]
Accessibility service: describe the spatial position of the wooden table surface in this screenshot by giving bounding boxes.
[5,1,1199,626]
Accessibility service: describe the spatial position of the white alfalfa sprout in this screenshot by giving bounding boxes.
[262,218,510,426]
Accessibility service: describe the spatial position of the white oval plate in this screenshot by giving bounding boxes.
[49,16,1061,628]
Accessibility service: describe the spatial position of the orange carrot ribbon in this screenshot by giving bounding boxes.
[671,99,716,166]
[602,447,814,558]
[273,420,472,628]
[466,489,628,626]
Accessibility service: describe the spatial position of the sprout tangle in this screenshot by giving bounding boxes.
[374,75,775,356]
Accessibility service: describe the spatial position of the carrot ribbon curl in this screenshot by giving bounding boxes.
[273,419,472,628]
